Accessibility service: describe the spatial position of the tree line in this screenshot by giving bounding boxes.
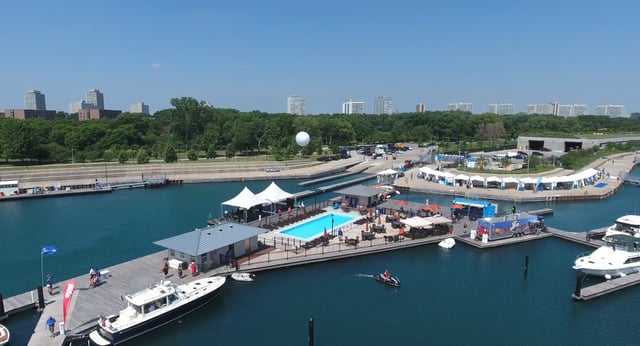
[1,96,639,165]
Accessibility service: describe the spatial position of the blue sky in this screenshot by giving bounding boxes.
[2,1,638,115]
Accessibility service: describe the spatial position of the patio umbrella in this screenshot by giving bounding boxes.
[378,216,382,225]
[422,204,441,211]
[369,208,373,217]
[365,221,369,232]
[396,200,408,206]
[451,204,464,209]
[399,226,405,236]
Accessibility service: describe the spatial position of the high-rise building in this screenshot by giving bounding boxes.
[525,104,555,115]
[558,105,573,117]
[373,96,392,115]
[487,103,514,115]
[447,102,472,113]
[69,99,94,114]
[87,89,104,110]
[286,96,306,115]
[595,105,626,117]
[416,103,426,113]
[573,104,589,116]
[25,90,46,110]
[342,99,364,114]
[130,102,150,115]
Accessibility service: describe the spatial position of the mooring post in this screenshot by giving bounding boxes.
[524,255,529,279]
[37,286,45,311]
[574,275,582,298]
[0,293,5,318]
[308,318,314,346]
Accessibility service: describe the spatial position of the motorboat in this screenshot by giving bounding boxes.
[375,272,400,287]
[0,323,9,346]
[573,231,640,278]
[231,272,255,282]
[89,277,226,345]
[607,215,640,237]
[438,238,456,249]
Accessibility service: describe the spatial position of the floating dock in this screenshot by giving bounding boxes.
[572,273,640,301]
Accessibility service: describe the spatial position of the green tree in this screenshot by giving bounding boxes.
[164,146,178,163]
[206,144,217,159]
[136,148,150,164]
[187,149,198,161]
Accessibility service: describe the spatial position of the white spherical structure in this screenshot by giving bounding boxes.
[296,131,310,147]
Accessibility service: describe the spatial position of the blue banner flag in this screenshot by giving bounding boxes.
[41,246,57,255]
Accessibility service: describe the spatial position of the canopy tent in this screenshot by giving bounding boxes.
[502,176,519,190]
[222,187,270,215]
[256,181,294,203]
[424,215,453,224]
[400,216,433,228]
[469,175,485,187]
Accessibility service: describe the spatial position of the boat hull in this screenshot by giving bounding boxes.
[90,283,222,345]
[375,274,400,287]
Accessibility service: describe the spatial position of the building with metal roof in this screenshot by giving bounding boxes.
[153,221,265,271]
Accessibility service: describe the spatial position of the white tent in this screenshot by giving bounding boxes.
[256,181,294,203]
[377,168,398,176]
[222,187,270,210]
[400,216,433,228]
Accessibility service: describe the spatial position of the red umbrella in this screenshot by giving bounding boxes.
[377,216,382,225]
[369,208,373,217]
[451,204,464,210]
[399,226,405,236]
[422,204,442,211]
[396,200,408,206]
[365,221,369,232]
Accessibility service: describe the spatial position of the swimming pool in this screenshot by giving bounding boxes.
[279,213,358,241]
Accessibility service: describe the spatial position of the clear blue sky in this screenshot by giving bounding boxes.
[2,1,638,115]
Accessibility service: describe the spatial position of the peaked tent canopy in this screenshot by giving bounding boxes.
[256,181,294,203]
[222,186,270,210]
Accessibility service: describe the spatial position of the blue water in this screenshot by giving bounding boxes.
[279,213,358,240]
[2,168,640,345]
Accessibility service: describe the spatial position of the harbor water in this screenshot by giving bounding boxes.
[2,169,640,345]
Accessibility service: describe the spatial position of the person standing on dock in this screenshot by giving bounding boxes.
[46,316,56,337]
[162,261,169,278]
[46,274,53,295]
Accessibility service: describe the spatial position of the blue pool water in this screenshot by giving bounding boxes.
[279,213,358,240]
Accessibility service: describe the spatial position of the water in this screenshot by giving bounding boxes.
[2,169,639,345]
[278,213,358,240]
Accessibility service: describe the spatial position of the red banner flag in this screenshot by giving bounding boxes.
[63,280,76,323]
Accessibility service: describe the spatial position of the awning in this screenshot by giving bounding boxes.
[400,216,433,228]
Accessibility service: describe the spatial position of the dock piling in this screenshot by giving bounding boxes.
[308,318,314,346]
[36,286,45,311]
[573,275,582,299]
[524,255,529,279]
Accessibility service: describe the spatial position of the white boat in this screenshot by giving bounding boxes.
[607,215,640,237]
[231,272,255,282]
[573,232,640,278]
[89,276,226,345]
[0,323,9,346]
[438,238,456,249]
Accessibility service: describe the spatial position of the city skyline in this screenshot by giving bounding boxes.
[2,1,639,114]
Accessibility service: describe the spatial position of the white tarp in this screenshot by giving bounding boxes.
[486,176,502,183]
[256,181,294,203]
[454,174,470,181]
[400,216,433,228]
[222,186,270,210]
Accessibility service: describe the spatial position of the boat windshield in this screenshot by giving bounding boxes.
[613,221,640,234]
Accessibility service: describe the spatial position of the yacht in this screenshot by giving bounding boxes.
[573,232,640,278]
[607,215,640,237]
[89,276,226,345]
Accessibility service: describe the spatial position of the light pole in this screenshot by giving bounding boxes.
[331,214,334,236]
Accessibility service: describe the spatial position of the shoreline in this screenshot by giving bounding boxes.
[1,151,638,203]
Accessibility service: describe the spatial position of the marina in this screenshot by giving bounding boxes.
[1,154,640,345]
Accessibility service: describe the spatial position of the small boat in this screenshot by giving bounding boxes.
[375,272,400,287]
[231,272,255,282]
[0,323,9,346]
[438,238,456,249]
[573,231,640,278]
[89,277,226,345]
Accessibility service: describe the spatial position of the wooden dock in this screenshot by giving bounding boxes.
[573,273,640,301]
